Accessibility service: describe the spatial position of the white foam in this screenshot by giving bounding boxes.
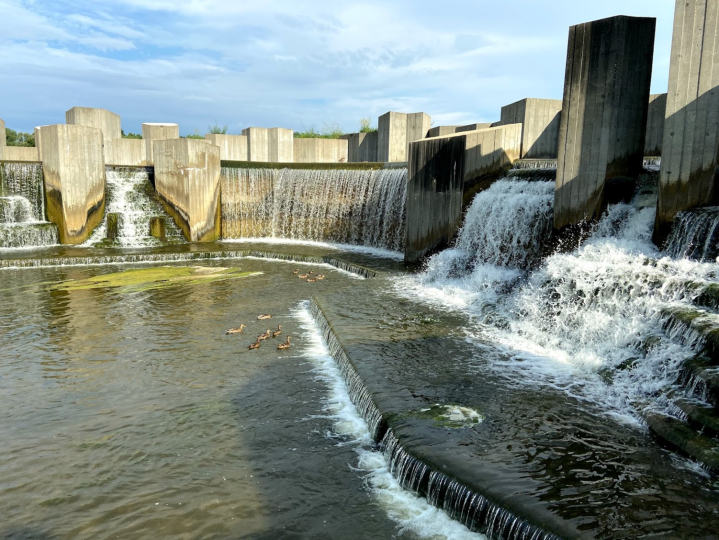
[221,237,403,260]
[293,303,485,540]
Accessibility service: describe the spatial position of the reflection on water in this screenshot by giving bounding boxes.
[0,259,406,539]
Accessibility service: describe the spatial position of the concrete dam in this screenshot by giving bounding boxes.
[4,2,719,539]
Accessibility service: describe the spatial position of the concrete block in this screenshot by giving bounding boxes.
[456,123,494,133]
[204,134,248,162]
[342,132,379,162]
[645,94,667,157]
[405,135,466,263]
[293,138,349,163]
[378,111,432,162]
[149,217,166,240]
[34,126,50,158]
[142,123,179,165]
[495,98,562,159]
[268,128,294,162]
[0,118,5,160]
[555,16,656,232]
[106,213,121,239]
[656,1,719,243]
[427,126,460,138]
[153,138,220,242]
[40,124,106,245]
[105,138,148,167]
[65,107,121,147]
[407,112,432,143]
[241,127,269,162]
[2,146,39,162]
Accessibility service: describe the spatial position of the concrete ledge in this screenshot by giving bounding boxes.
[40,124,105,245]
[154,138,221,242]
[2,147,39,162]
[105,138,148,167]
[293,138,349,163]
[205,134,248,161]
[221,160,387,171]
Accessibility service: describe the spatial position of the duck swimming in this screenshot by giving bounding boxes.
[258,329,271,341]
[277,336,291,350]
[298,274,309,279]
[226,324,247,335]
[249,341,261,350]
[272,325,282,338]
[257,314,272,320]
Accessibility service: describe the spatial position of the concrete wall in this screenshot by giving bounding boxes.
[405,135,466,263]
[342,132,379,162]
[142,123,179,165]
[154,138,221,242]
[65,107,121,146]
[427,126,460,138]
[656,0,719,244]
[3,147,40,162]
[268,128,294,162]
[242,128,270,162]
[555,16,656,232]
[495,98,562,159]
[645,94,667,157]
[34,126,50,158]
[205,134,248,162]
[456,123,494,133]
[293,138,349,163]
[40,124,105,245]
[0,118,4,160]
[105,138,148,167]
[378,111,432,162]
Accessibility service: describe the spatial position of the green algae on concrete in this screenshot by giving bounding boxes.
[48,266,260,293]
[410,404,484,429]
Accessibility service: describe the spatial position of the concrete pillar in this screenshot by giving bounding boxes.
[149,217,166,240]
[457,123,493,133]
[405,135,466,263]
[645,94,667,157]
[655,0,719,244]
[407,112,432,155]
[34,125,50,158]
[554,16,656,232]
[427,126,460,138]
[378,111,432,162]
[496,98,562,159]
[0,118,5,160]
[241,127,269,162]
[342,132,379,162]
[40,124,106,245]
[204,134,248,162]
[142,123,179,165]
[153,138,220,242]
[65,107,121,147]
[268,128,294,162]
[105,139,148,167]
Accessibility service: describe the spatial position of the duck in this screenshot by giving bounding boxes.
[272,325,282,338]
[298,274,309,279]
[277,336,291,350]
[249,341,261,350]
[293,269,299,275]
[307,278,317,283]
[258,329,271,341]
[316,275,325,280]
[309,270,314,275]
[257,314,272,320]
[226,324,247,335]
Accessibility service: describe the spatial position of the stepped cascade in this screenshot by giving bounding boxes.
[0,162,58,249]
[84,167,185,248]
[221,166,407,252]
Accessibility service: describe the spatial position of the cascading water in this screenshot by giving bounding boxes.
[85,167,184,247]
[0,162,58,249]
[221,167,407,252]
[665,207,719,262]
[398,172,719,429]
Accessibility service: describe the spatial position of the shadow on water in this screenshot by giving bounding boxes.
[0,529,59,540]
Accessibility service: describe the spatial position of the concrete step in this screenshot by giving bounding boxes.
[662,307,719,363]
[677,356,719,407]
[645,412,719,473]
[674,398,719,437]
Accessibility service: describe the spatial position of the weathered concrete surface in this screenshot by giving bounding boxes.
[378,111,432,162]
[153,138,220,242]
[34,125,50,158]
[656,0,719,244]
[241,127,270,162]
[0,118,5,160]
[205,134,248,162]
[2,147,40,162]
[39,124,105,245]
[456,123,494,133]
[555,16,656,232]
[149,216,166,240]
[293,138,349,163]
[142,123,179,165]
[342,132,379,162]
[65,107,121,146]
[645,94,667,157]
[495,98,562,159]
[105,138,148,167]
[405,135,466,263]
[427,126,460,138]
[268,128,294,163]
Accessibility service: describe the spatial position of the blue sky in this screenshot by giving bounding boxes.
[0,0,676,136]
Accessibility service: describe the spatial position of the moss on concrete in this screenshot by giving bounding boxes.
[409,404,485,429]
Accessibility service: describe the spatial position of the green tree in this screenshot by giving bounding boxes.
[121,129,142,139]
[208,123,228,135]
[359,118,377,133]
[5,128,35,147]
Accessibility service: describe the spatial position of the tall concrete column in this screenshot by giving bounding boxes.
[40,124,105,244]
[205,134,249,162]
[142,123,179,165]
[554,15,656,232]
[655,0,719,244]
[496,98,563,159]
[268,128,294,162]
[343,132,379,162]
[153,138,221,242]
[378,111,432,163]
[645,94,667,157]
[65,107,121,147]
[0,118,5,160]
[241,127,270,162]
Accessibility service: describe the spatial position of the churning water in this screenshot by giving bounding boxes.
[221,167,407,252]
[397,177,719,424]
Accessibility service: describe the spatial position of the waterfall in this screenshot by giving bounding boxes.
[398,177,719,424]
[664,207,719,262]
[221,167,407,252]
[85,167,184,247]
[0,162,58,249]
